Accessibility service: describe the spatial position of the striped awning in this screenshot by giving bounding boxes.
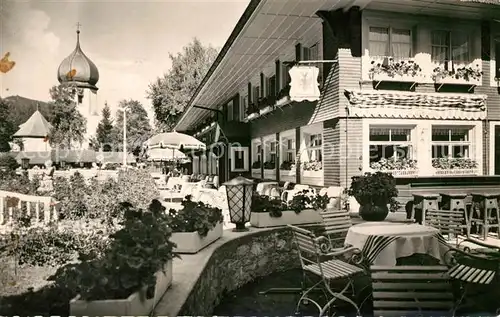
[345,90,487,120]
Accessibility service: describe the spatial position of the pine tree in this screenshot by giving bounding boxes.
[95,102,115,151]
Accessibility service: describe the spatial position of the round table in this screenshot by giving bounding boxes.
[344,222,446,266]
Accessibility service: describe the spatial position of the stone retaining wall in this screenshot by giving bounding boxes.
[178,228,298,315]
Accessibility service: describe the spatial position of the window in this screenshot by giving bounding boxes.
[369,27,412,58]
[267,75,276,97]
[431,126,471,159]
[241,95,248,120]
[266,140,277,163]
[303,43,323,85]
[369,126,413,164]
[282,63,292,87]
[431,30,470,63]
[284,138,295,162]
[308,133,323,162]
[230,146,249,172]
[253,86,260,103]
[227,101,233,121]
[495,38,500,79]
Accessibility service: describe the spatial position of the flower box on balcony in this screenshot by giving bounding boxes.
[280,169,296,182]
[434,169,479,176]
[251,169,261,178]
[368,58,423,83]
[369,169,418,177]
[302,170,322,178]
[434,76,482,86]
[263,169,276,180]
[372,72,422,83]
[432,65,483,86]
[250,209,322,228]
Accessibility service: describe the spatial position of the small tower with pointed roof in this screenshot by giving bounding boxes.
[57,23,100,149]
[13,108,53,152]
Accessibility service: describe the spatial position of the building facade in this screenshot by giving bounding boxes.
[175,0,500,191]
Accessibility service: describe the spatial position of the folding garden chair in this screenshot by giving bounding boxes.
[370,265,454,317]
[288,224,363,317]
[319,209,352,252]
[438,235,500,314]
[425,209,467,246]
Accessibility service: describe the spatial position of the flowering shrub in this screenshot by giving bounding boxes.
[370,157,417,171]
[115,168,159,210]
[279,160,295,171]
[432,158,478,170]
[252,161,261,169]
[0,172,40,195]
[166,195,223,237]
[263,161,275,170]
[49,200,176,301]
[431,64,483,82]
[369,58,422,79]
[302,160,322,171]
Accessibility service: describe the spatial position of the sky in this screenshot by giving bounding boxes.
[0,0,249,123]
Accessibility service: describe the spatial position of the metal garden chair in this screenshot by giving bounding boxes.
[288,224,364,317]
[370,265,454,317]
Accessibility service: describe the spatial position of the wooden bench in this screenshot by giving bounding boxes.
[371,265,454,317]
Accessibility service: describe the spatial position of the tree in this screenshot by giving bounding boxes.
[48,85,87,149]
[113,99,152,154]
[147,38,218,131]
[0,98,16,152]
[93,102,115,151]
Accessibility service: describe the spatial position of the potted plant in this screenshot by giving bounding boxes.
[346,172,400,221]
[166,195,223,254]
[249,190,325,228]
[368,58,422,81]
[53,200,176,316]
[251,160,261,178]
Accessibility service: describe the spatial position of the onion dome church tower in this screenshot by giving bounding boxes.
[57,23,100,149]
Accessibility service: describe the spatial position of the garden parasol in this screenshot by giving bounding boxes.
[146,131,206,151]
[146,148,190,163]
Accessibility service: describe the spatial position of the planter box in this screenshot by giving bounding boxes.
[170,222,223,254]
[434,76,481,86]
[302,170,322,178]
[280,170,295,183]
[263,169,276,180]
[434,168,478,176]
[70,260,172,316]
[250,208,322,228]
[251,169,261,178]
[370,169,418,177]
[372,73,422,83]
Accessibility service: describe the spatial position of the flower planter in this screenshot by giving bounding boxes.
[302,170,323,186]
[263,169,276,180]
[279,169,296,183]
[250,208,322,228]
[170,222,223,254]
[371,169,418,177]
[434,168,478,176]
[434,76,481,86]
[372,73,422,83]
[251,169,261,178]
[70,260,173,317]
[259,106,273,116]
[247,113,259,121]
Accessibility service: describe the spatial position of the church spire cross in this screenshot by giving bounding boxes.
[76,22,82,33]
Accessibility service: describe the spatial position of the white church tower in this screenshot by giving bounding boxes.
[56,23,100,149]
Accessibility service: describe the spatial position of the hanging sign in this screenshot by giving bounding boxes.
[289,65,321,102]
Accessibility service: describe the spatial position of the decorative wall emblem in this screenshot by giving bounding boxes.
[289,65,320,102]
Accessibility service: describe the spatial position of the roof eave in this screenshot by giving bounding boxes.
[174,0,262,132]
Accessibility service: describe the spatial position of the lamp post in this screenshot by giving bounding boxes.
[223,176,254,232]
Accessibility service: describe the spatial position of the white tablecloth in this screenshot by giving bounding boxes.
[345,222,445,266]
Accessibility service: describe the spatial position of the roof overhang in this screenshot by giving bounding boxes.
[175,0,500,132]
[175,0,351,132]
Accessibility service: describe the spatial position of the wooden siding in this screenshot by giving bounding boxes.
[250,102,316,138]
[339,117,364,188]
[323,119,341,186]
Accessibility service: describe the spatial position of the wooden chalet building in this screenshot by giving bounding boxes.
[175,0,500,197]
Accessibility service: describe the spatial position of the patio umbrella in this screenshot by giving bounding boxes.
[146,131,206,151]
[147,148,190,163]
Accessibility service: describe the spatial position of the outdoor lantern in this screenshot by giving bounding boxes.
[223,176,254,232]
[21,158,29,170]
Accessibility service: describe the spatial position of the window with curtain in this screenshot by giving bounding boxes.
[283,138,295,162]
[431,126,472,159]
[369,27,412,58]
[266,140,277,163]
[369,126,414,164]
[431,30,470,63]
[307,133,323,162]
